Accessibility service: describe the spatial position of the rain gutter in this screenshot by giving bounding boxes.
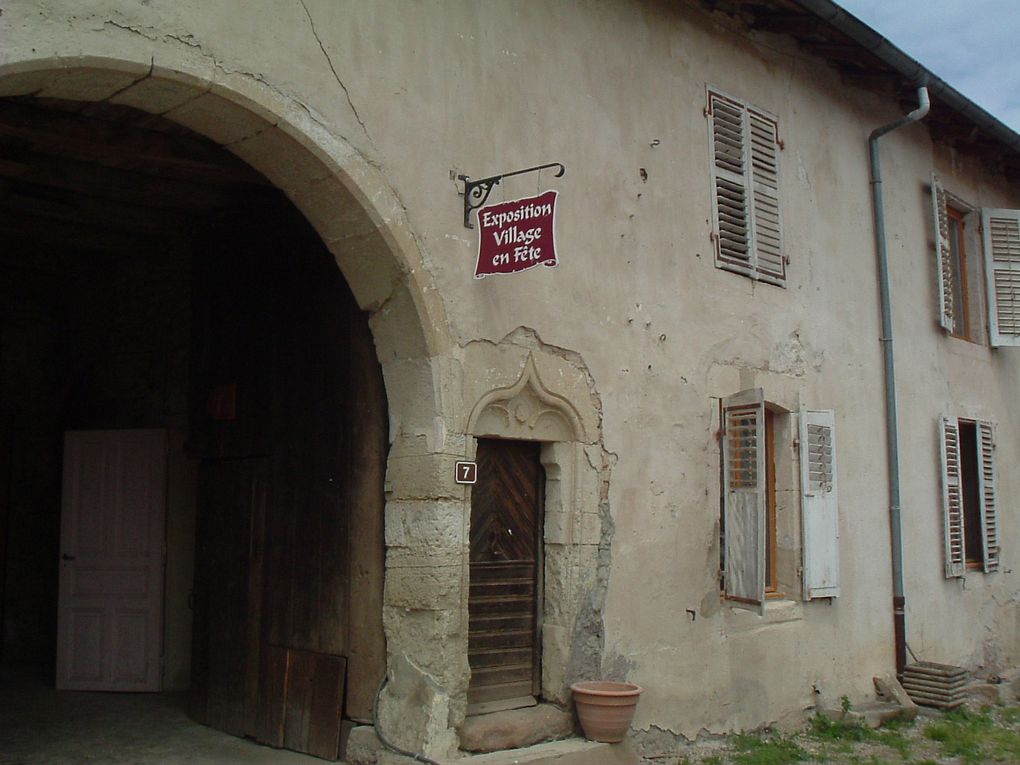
[794,0,1020,155]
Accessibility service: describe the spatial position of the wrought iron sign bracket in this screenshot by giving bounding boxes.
[458,162,565,229]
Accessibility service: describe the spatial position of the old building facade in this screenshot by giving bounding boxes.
[2,0,1019,761]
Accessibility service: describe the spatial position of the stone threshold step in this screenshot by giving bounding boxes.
[438,738,639,765]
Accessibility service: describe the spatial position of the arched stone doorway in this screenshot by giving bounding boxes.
[0,57,450,761]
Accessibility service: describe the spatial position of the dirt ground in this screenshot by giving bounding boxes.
[642,701,1020,765]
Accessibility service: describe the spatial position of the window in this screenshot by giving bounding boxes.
[932,173,1020,346]
[939,416,999,577]
[720,390,839,611]
[706,90,785,285]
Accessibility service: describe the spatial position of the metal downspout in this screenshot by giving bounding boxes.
[869,87,929,677]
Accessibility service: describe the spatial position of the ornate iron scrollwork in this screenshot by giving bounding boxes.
[458,162,565,229]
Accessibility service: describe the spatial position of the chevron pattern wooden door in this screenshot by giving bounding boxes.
[467,439,544,714]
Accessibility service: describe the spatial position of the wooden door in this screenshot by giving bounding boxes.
[188,205,386,760]
[56,429,167,691]
[468,439,544,714]
[189,457,267,736]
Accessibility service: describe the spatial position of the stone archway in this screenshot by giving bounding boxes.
[0,55,458,759]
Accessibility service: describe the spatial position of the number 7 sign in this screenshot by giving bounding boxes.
[455,461,477,485]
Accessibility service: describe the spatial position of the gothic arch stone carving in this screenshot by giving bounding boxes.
[467,355,587,442]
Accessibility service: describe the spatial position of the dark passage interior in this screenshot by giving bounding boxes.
[0,96,386,761]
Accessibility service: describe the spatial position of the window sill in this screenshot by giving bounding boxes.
[944,334,992,360]
[724,597,802,631]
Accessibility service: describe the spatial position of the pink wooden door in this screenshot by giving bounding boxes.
[56,430,167,691]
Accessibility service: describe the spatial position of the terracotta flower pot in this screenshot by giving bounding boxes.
[570,681,643,743]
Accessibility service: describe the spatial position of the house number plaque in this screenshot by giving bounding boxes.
[455,461,477,485]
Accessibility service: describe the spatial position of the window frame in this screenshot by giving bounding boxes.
[939,415,1000,577]
[721,392,840,610]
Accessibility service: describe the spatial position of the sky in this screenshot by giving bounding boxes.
[837,0,1020,133]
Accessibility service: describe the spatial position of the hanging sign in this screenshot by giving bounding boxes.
[474,190,558,279]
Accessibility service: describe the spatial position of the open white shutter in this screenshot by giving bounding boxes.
[982,208,1020,347]
[748,109,784,285]
[800,409,839,599]
[931,173,955,333]
[977,420,1000,573]
[722,388,766,613]
[708,92,753,278]
[939,416,966,578]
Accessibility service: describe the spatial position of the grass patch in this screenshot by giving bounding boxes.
[806,711,915,761]
[731,732,808,765]
[924,706,1020,763]
[809,713,876,743]
[999,705,1020,725]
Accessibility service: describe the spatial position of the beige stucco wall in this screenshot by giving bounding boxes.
[4,0,1020,756]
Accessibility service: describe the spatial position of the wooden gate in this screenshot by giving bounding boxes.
[188,206,386,760]
[468,439,544,714]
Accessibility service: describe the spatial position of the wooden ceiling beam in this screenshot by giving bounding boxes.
[0,150,235,211]
[0,99,268,187]
[0,210,168,257]
[3,188,189,237]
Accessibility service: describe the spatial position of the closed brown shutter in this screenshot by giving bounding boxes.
[707,90,784,285]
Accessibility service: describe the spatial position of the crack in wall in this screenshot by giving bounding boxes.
[297,0,372,143]
[103,19,286,125]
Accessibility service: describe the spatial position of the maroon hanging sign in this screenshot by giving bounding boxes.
[474,190,558,279]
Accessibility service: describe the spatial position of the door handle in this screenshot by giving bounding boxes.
[61,553,76,561]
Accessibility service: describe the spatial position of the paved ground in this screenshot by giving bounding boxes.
[0,668,326,765]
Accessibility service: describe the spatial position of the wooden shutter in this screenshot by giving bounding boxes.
[931,173,955,333]
[722,388,765,613]
[939,416,966,578]
[977,420,1000,573]
[800,409,839,599]
[982,208,1020,347]
[707,91,784,286]
[749,110,784,284]
[708,92,752,277]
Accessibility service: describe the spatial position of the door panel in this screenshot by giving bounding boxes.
[189,457,267,736]
[468,439,543,713]
[56,429,167,691]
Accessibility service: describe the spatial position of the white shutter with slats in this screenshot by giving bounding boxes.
[708,93,753,277]
[800,409,839,599]
[749,110,785,284]
[940,416,966,578]
[982,208,1020,347]
[977,420,1000,573]
[931,173,955,333]
[722,388,766,613]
